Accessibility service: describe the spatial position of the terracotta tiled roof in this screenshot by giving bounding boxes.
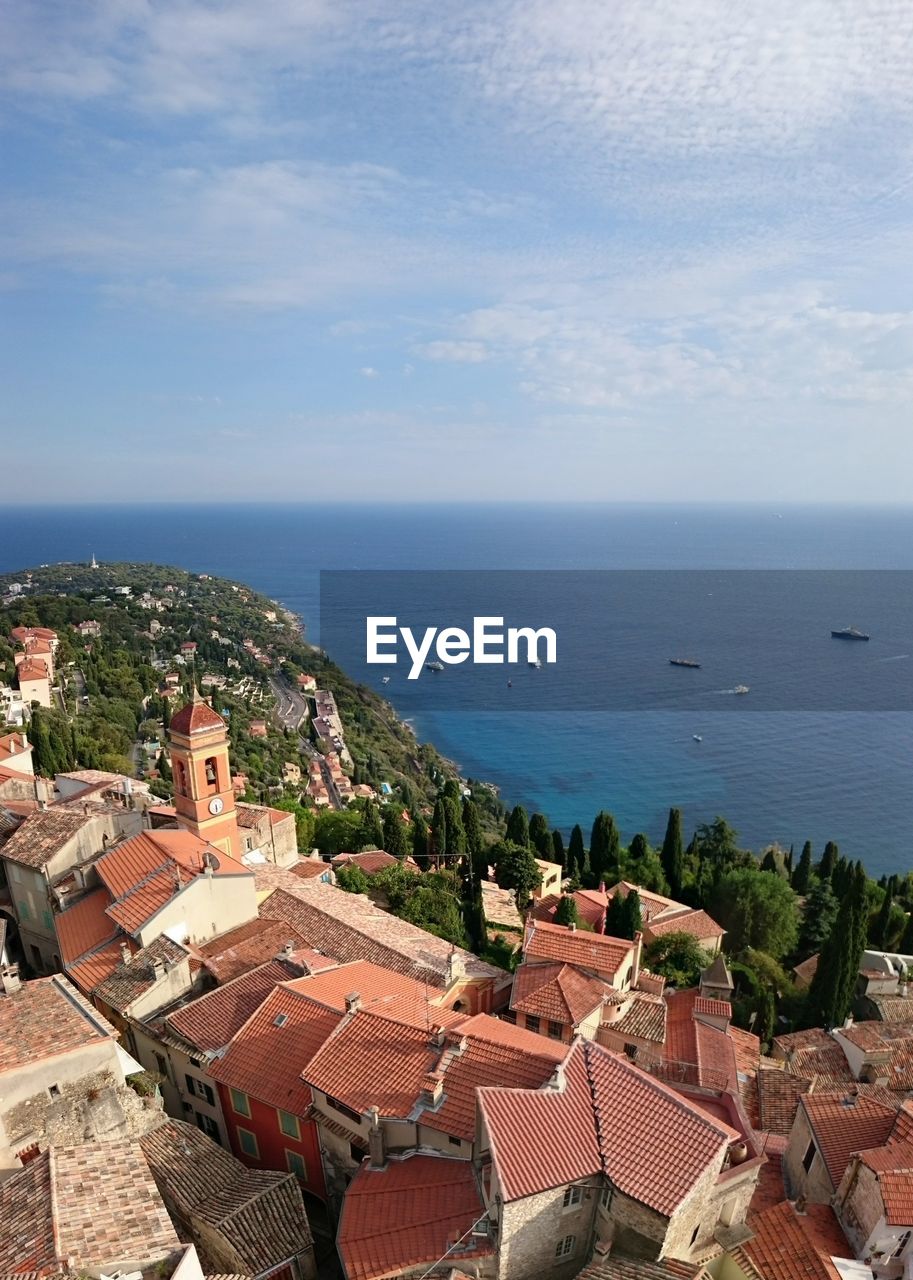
[196,917,310,983]
[0,1143,179,1274]
[743,1200,850,1280]
[729,1025,762,1075]
[774,1027,833,1054]
[284,959,461,1027]
[93,936,191,1013]
[872,997,913,1023]
[837,1020,913,1091]
[0,732,32,765]
[169,696,226,736]
[802,1091,899,1188]
[580,1260,702,1280]
[756,1067,811,1136]
[522,920,634,979]
[303,1010,439,1117]
[290,858,334,880]
[16,658,49,682]
[479,1038,737,1212]
[530,890,606,931]
[748,1148,786,1219]
[644,907,725,940]
[139,1119,313,1274]
[510,961,607,1026]
[331,850,404,876]
[209,984,341,1113]
[66,939,130,995]
[0,806,101,869]
[166,959,296,1053]
[55,886,118,964]
[858,1139,913,1224]
[263,883,507,989]
[662,988,738,1091]
[455,1012,568,1060]
[0,974,116,1073]
[694,996,731,1018]
[607,992,667,1043]
[606,882,685,923]
[338,1154,492,1280]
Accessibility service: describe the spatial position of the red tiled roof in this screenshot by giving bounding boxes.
[456,1012,567,1060]
[531,890,606,931]
[195,917,310,983]
[169,696,226,736]
[802,1092,899,1188]
[510,961,607,1026]
[522,920,634,978]
[209,985,340,1114]
[479,1038,737,1212]
[607,992,667,1044]
[694,996,731,1018]
[755,1068,811,1136]
[66,939,127,995]
[748,1148,786,1219]
[331,850,405,876]
[0,975,115,1073]
[10,626,57,644]
[166,960,297,1053]
[729,1025,762,1075]
[645,908,725,941]
[858,1139,913,1224]
[0,732,32,765]
[16,658,49,682]
[55,887,117,964]
[338,1155,491,1280]
[289,859,333,881]
[663,989,738,1091]
[303,1011,438,1117]
[0,807,100,869]
[743,1200,849,1280]
[283,960,461,1027]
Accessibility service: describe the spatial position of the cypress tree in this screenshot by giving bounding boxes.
[529,813,552,859]
[589,811,620,886]
[872,889,894,950]
[785,844,794,878]
[623,889,643,940]
[462,798,484,865]
[754,986,777,1047]
[792,842,813,894]
[551,829,566,869]
[412,814,430,869]
[899,911,913,955]
[806,862,867,1028]
[661,808,685,899]
[430,798,448,864]
[382,808,409,860]
[818,841,838,884]
[505,805,529,848]
[760,849,780,876]
[628,832,649,873]
[555,896,580,928]
[568,825,585,879]
[605,892,628,938]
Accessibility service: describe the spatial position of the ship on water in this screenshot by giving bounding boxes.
[831,626,870,641]
[669,658,701,668]
[425,660,445,672]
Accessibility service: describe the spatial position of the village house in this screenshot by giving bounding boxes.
[0,730,38,806]
[140,1117,318,1280]
[331,848,420,878]
[0,805,144,973]
[75,618,102,637]
[476,1038,763,1278]
[832,1105,913,1275]
[783,1089,900,1205]
[0,966,155,1178]
[15,655,52,707]
[250,717,269,738]
[607,882,726,955]
[236,799,299,866]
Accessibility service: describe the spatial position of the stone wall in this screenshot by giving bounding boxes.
[783,1106,835,1203]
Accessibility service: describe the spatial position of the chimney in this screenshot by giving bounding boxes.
[279,940,295,961]
[567,922,577,932]
[345,991,361,1014]
[120,941,132,965]
[1,964,22,996]
[421,1071,445,1108]
[368,1106,385,1169]
[151,958,165,983]
[446,950,466,987]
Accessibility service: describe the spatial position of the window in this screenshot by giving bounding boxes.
[548,1021,564,1040]
[600,1186,613,1212]
[623,1043,638,1060]
[30,945,41,968]
[286,1150,307,1179]
[47,1083,60,1099]
[555,1236,575,1260]
[174,759,187,796]
[326,1095,363,1124]
[449,1135,462,1147]
[279,1109,300,1139]
[186,1075,215,1107]
[196,1112,221,1143]
[230,1088,250,1118]
[802,1141,816,1174]
[562,1186,583,1210]
[237,1127,259,1159]
[350,1142,365,1163]
[525,1015,541,1034]
[154,1052,170,1083]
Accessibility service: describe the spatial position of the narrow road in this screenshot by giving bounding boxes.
[269,673,307,731]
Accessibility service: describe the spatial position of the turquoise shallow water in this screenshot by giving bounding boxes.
[1,502,911,874]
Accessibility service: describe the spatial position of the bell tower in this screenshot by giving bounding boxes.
[167,687,240,857]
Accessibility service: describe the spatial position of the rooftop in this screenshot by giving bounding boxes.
[303,1010,439,1118]
[743,1199,850,1280]
[139,1118,313,1275]
[169,693,226,737]
[283,958,462,1027]
[92,935,191,1013]
[522,919,634,977]
[0,973,116,1074]
[478,1038,738,1211]
[166,958,305,1054]
[0,806,101,869]
[802,1090,899,1188]
[0,1142,179,1275]
[510,960,608,1026]
[195,916,311,983]
[338,1155,491,1280]
[608,991,668,1044]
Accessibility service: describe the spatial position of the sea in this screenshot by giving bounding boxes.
[0,502,910,878]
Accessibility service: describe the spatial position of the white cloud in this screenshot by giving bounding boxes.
[359,366,379,378]
[415,340,490,363]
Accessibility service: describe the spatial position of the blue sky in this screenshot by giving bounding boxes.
[2,0,913,502]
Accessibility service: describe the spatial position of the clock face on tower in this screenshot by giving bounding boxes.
[209,797,224,815]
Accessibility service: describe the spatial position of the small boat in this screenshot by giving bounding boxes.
[693,734,702,742]
[733,685,749,695]
[425,661,444,673]
[669,658,701,669]
[529,659,542,669]
[831,626,870,641]
[382,676,390,685]
[507,679,512,687]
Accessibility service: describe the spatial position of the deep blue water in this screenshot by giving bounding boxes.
[1,503,911,875]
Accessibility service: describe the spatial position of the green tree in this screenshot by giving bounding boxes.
[805,863,867,1027]
[605,892,628,938]
[554,896,580,928]
[589,811,621,886]
[411,813,430,869]
[273,799,316,854]
[505,805,530,848]
[568,825,585,878]
[529,813,552,859]
[710,868,799,959]
[156,751,172,782]
[644,931,707,988]
[661,808,685,899]
[336,863,370,894]
[899,911,913,954]
[792,841,813,894]
[382,807,409,860]
[871,888,895,950]
[430,798,448,864]
[551,829,566,869]
[358,799,385,850]
[753,986,778,1047]
[492,839,542,909]
[462,798,484,865]
[623,888,643,939]
[797,880,838,957]
[314,809,364,857]
[817,841,838,884]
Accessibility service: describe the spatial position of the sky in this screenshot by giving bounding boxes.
[2,0,913,503]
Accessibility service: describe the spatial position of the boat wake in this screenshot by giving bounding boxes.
[877,654,910,662]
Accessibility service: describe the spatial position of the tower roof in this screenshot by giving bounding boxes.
[169,685,226,736]
[700,952,734,991]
